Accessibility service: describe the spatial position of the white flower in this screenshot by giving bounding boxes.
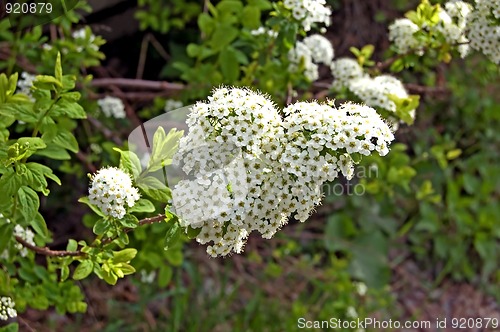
[283,0,331,31]
[17,72,36,99]
[388,18,423,54]
[172,87,394,257]
[250,27,278,38]
[140,270,157,283]
[13,225,35,257]
[164,99,183,112]
[330,58,365,90]
[97,96,126,119]
[346,306,358,318]
[303,34,335,64]
[0,296,17,321]
[288,41,319,81]
[466,0,500,64]
[88,167,140,219]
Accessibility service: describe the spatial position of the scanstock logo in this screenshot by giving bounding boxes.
[127,106,248,225]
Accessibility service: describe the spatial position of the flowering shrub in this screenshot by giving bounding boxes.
[0,0,499,329]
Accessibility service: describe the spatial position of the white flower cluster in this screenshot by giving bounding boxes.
[172,87,394,257]
[388,18,423,55]
[330,58,365,90]
[348,75,414,115]
[289,34,334,81]
[164,99,184,112]
[17,72,36,99]
[72,28,99,52]
[389,1,500,62]
[97,96,126,119]
[0,297,17,321]
[330,58,415,121]
[88,167,140,219]
[13,225,35,257]
[466,0,500,64]
[283,0,331,31]
[437,1,472,57]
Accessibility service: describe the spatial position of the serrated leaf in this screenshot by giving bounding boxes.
[73,260,93,280]
[52,129,79,153]
[17,186,39,222]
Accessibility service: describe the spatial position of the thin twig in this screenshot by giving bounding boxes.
[15,214,167,257]
[15,236,83,257]
[91,78,185,91]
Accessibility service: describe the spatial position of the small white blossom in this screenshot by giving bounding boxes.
[355,282,367,296]
[164,99,184,112]
[288,41,319,81]
[97,96,126,119]
[0,296,17,321]
[72,28,99,51]
[17,72,36,99]
[13,225,35,257]
[140,270,157,283]
[250,27,278,38]
[88,167,140,219]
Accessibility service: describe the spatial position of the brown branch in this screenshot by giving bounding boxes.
[91,78,185,91]
[15,236,83,257]
[15,214,167,257]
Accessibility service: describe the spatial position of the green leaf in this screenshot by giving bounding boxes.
[0,323,19,332]
[129,198,155,213]
[219,47,240,82]
[31,212,49,239]
[73,260,93,280]
[92,218,109,236]
[113,248,137,263]
[198,13,215,35]
[164,221,181,250]
[241,5,261,29]
[53,129,79,153]
[0,169,22,198]
[158,265,173,288]
[118,263,136,275]
[78,197,105,217]
[186,225,202,239]
[446,149,462,160]
[210,24,239,51]
[148,127,183,172]
[33,75,62,90]
[17,186,39,222]
[119,214,139,229]
[137,176,172,203]
[55,53,63,83]
[113,148,142,178]
[66,239,78,252]
[35,143,71,160]
[0,223,14,253]
[50,99,86,119]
